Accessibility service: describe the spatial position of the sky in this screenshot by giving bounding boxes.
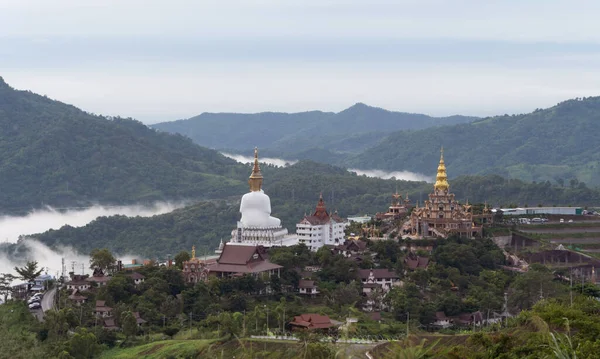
[2,0,600,123]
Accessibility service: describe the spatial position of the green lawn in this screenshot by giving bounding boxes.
[99,339,215,359]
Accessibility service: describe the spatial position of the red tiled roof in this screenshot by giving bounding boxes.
[358,269,399,280]
[298,280,316,289]
[290,314,334,329]
[126,272,145,280]
[435,311,448,321]
[405,256,430,270]
[218,245,267,265]
[68,289,87,301]
[95,300,112,312]
[208,261,282,274]
[86,275,112,283]
[133,312,147,324]
[300,195,345,225]
[104,318,118,328]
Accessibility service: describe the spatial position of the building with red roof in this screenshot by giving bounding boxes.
[297,194,347,251]
[289,314,335,331]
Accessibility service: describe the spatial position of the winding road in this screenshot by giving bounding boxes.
[31,287,57,321]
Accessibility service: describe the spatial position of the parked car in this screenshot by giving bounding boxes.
[560,219,564,223]
[568,219,574,223]
[27,298,40,305]
[28,302,41,310]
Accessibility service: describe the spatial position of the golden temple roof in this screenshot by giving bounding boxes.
[434,147,449,192]
[248,147,263,192]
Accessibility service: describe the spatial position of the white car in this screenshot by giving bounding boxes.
[568,219,574,223]
[28,302,41,310]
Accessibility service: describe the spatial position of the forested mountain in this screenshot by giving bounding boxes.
[28,162,600,257]
[152,103,477,159]
[0,77,249,213]
[347,97,600,186]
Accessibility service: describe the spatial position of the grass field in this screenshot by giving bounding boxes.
[0,302,44,359]
[99,339,215,359]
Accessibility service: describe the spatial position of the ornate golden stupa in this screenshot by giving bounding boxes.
[248,147,263,192]
[407,147,483,239]
[434,147,449,192]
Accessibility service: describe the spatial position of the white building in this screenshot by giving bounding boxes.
[296,194,347,251]
[493,207,583,216]
[227,148,297,249]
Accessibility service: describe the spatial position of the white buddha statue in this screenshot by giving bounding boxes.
[239,148,281,228]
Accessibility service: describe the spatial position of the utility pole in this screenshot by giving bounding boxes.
[189,312,192,338]
[570,268,573,307]
[163,315,166,329]
[406,312,409,337]
[81,263,84,275]
[265,305,269,336]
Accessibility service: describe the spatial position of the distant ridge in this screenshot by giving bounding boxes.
[152,104,478,159]
[346,97,600,186]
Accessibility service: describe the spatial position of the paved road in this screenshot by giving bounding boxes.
[41,287,56,312]
[31,287,57,321]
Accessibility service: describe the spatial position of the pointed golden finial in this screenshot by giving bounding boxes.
[248,147,263,192]
[434,146,449,192]
[191,245,196,259]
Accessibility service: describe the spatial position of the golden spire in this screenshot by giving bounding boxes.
[248,147,263,192]
[434,146,450,192]
[191,245,196,259]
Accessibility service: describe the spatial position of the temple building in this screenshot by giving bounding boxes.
[376,191,411,221]
[407,148,483,239]
[228,148,298,248]
[296,194,347,251]
[182,246,215,284]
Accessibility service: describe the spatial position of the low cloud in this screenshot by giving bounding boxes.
[222,152,432,182]
[0,202,184,245]
[0,203,183,282]
[221,152,297,167]
[349,168,433,182]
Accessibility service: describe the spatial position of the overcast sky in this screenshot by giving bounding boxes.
[2,0,600,123]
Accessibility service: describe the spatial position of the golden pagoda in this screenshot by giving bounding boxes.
[407,147,483,239]
[248,147,263,192]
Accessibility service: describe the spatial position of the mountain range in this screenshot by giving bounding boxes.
[151,104,478,159]
[1,76,600,255]
[346,98,600,186]
[155,98,600,187]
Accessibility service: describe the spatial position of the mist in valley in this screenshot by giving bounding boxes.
[222,152,432,182]
[0,202,184,281]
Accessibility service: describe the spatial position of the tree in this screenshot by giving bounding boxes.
[0,273,16,302]
[174,251,191,269]
[121,311,138,339]
[69,328,102,359]
[89,248,116,273]
[106,275,136,303]
[14,261,43,285]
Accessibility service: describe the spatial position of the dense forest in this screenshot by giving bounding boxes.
[152,103,477,158]
[0,77,252,214]
[347,97,600,186]
[24,165,600,258]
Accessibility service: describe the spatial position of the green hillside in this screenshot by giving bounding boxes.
[0,77,248,214]
[26,161,600,257]
[347,97,600,186]
[152,103,477,159]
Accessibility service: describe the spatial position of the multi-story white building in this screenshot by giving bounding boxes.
[296,194,347,251]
